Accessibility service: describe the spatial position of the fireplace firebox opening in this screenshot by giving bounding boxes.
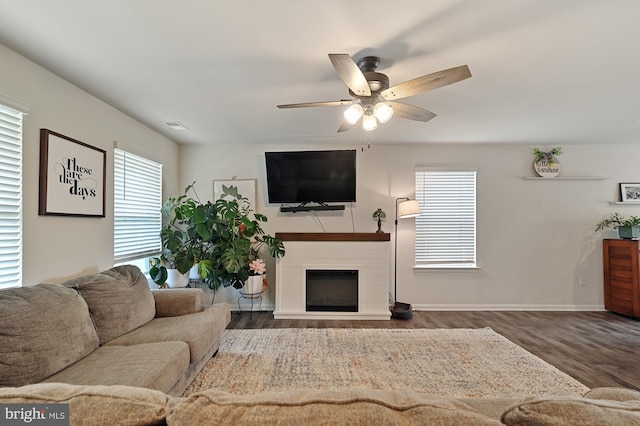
[305,269,358,312]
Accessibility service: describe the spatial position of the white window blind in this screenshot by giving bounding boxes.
[114,149,162,263]
[0,103,23,289]
[415,169,476,268]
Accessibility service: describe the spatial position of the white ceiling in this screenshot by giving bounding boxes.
[1,0,639,146]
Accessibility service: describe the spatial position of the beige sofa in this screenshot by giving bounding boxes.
[0,265,231,396]
[1,382,640,425]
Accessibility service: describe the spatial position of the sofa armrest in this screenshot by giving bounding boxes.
[152,288,204,317]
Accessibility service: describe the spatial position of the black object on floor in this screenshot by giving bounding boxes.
[390,302,413,320]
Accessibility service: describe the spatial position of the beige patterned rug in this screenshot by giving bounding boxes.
[183,328,589,398]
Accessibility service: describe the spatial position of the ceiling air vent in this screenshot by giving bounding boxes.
[162,121,190,131]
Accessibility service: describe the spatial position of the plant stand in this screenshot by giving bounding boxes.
[237,290,263,320]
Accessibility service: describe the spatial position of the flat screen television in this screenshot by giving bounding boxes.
[265,150,356,204]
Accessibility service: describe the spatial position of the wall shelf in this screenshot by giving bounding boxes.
[522,176,608,180]
[609,202,640,205]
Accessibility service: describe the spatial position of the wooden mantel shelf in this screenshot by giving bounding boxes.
[275,232,390,242]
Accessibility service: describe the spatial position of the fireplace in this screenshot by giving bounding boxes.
[306,269,358,312]
[274,233,391,320]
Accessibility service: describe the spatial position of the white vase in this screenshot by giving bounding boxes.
[189,263,201,280]
[245,275,264,294]
[166,268,188,288]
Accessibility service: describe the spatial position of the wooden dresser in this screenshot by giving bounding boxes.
[603,239,640,318]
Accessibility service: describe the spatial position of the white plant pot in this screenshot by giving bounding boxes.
[245,275,264,294]
[189,263,201,280]
[166,268,188,288]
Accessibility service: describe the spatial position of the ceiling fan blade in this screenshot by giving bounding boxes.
[387,102,437,122]
[337,121,353,133]
[328,54,371,97]
[381,65,471,100]
[277,100,353,109]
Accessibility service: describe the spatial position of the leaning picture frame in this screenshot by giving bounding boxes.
[213,179,257,212]
[39,129,106,217]
[620,183,640,203]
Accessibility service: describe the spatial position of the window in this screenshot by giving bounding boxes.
[0,103,23,289]
[414,168,476,268]
[113,149,162,266]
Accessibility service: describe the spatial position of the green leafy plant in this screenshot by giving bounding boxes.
[534,147,562,165]
[372,208,386,233]
[595,213,640,231]
[153,182,285,290]
[149,256,169,287]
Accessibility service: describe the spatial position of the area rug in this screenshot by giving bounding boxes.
[183,328,589,398]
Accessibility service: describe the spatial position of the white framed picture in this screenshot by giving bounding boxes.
[621,183,640,203]
[213,179,257,212]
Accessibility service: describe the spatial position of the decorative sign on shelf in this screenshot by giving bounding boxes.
[533,147,562,178]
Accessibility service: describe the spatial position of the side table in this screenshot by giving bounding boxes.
[237,290,263,320]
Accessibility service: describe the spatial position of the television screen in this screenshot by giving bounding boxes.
[265,150,356,204]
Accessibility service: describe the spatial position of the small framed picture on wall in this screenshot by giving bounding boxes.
[213,179,257,212]
[620,183,640,203]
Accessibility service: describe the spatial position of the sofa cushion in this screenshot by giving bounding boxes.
[168,388,503,425]
[0,382,172,426]
[584,387,640,402]
[501,396,640,425]
[0,284,99,387]
[43,342,190,394]
[104,304,230,362]
[152,288,204,317]
[64,265,155,344]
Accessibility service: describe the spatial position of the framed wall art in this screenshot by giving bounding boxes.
[620,183,640,203]
[39,129,106,217]
[213,179,256,212]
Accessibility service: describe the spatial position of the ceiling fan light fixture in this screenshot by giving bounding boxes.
[373,102,393,123]
[343,104,363,125]
[362,113,378,131]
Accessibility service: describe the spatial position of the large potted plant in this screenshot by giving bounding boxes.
[595,213,640,239]
[206,184,285,290]
[154,182,285,292]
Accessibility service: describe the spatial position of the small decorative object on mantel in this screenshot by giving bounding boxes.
[595,212,640,239]
[372,208,386,233]
[533,147,562,178]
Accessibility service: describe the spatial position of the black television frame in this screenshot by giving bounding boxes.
[265,149,356,212]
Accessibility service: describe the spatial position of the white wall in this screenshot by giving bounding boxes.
[0,43,180,285]
[3,39,633,311]
[180,142,634,311]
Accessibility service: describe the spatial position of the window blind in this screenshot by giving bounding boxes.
[114,149,162,263]
[415,169,476,268]
[0,103,23,289]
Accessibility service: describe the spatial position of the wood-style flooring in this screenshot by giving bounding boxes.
[227,310,640,391]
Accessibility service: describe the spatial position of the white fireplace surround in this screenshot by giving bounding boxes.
[274,233,391,320]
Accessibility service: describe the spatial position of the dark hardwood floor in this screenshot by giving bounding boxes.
[228,310,640,391]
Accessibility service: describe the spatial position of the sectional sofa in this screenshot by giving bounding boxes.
[0,265,231,396]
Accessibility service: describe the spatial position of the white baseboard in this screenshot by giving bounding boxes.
[411,304,606,311]
[232,303,605,313]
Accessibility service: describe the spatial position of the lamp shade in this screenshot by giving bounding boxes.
[362,113,378,131]
[398,199,421,219]
[343,104,363,125]
[373,102,393,123]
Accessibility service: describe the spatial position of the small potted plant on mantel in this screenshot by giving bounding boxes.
[595,213,640,239]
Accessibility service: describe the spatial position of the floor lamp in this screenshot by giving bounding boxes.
[391,198,422,320]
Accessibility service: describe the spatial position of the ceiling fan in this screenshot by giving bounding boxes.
[277,54,471,132]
